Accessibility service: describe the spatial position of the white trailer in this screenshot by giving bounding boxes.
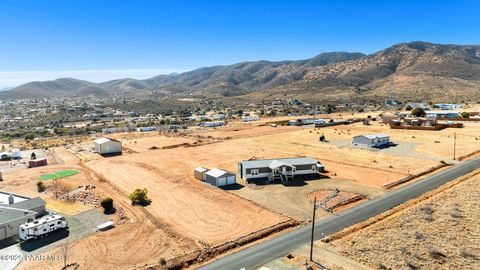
[96,221,115,231]
[19,214,68,241]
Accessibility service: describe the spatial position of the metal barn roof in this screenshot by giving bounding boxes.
[194,167,209,172]
[94,138,121,144]
[206,168,233,178]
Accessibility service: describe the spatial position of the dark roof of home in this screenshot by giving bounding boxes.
[0,207,36,224]
[239,157,318,169]
[10,197,46,211]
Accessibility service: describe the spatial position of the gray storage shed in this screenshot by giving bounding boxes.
[194,167,209,181]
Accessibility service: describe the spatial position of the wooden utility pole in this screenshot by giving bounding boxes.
[310,197,317,262]
[453,132,457,160]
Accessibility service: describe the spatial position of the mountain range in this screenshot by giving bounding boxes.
[2,41,480,102]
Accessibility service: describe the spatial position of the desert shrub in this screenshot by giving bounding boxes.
[423,212,434,222]
[159,258,167,265]
[414,231,424,240]
[420,206,434,214]
[411,108,426,117]
[378,263,391,270]
[428,246,447,259]
[405,261,419,270]
[36,181,46,192]
[450,207,462,218]
[101,197,114,212]
[461,112,470,118]
[460,248,477,259]
[129,188,149,205]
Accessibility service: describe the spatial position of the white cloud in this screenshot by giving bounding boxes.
[0,69,189,88]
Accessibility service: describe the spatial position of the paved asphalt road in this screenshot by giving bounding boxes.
[197,157,480,270]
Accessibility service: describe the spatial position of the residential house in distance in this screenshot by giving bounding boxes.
[93,138,122,155]
[352,134,391,148]
[425,111,460,119]
[434,103,463,110]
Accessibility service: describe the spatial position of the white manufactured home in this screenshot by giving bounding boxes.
[93,138,122,155]
[352,134,390,147]
[238,157,325,183]
[19,214,68,241]
[425,110,460,119]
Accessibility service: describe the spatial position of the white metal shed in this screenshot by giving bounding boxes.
[194,167,209,181]
[93,138,122,155]
[205,168,236,187]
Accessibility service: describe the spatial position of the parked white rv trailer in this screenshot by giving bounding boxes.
[19,214,68,241]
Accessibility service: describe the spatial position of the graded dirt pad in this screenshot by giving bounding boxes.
[87,150,290,246]
[242,125,441,175]
[312,120,480,163]
[3,149,197,270]
[332,172,480,270]
[229,177,386,220]
[190,122,301,140]
[121,135,196,153]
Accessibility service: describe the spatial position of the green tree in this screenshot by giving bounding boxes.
[128,188,148,204]
[411,108,426,117]
[461,112,470,118]
[36,181,45,192]
[23,133,35,140]
[405,105,412,111]
[101,197,114,212]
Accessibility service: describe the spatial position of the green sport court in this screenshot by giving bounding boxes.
[38,169,80,181]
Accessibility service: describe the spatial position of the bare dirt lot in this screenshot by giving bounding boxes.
[6,149,197,270]
[332,171,480,270]
[3,112,479,269]
[190,122,301,140]
[86,150,291,246]
[121,135,197,153]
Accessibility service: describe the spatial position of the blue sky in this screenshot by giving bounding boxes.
[0,0,479,87]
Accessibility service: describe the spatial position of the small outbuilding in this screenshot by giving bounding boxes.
[205,168,236,187]
[352,134,390,147]
[194,167,209,181]
[93,138,122,155]
[28,158,47,168]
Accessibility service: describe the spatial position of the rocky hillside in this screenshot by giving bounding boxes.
[0,78,109,99]
[262,42,480,102]
[2,42,480,102]
[0,52,365,99]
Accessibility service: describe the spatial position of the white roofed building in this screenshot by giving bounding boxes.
[93,138,122,155]
[205,168,236,187]
[352,133,391,148]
